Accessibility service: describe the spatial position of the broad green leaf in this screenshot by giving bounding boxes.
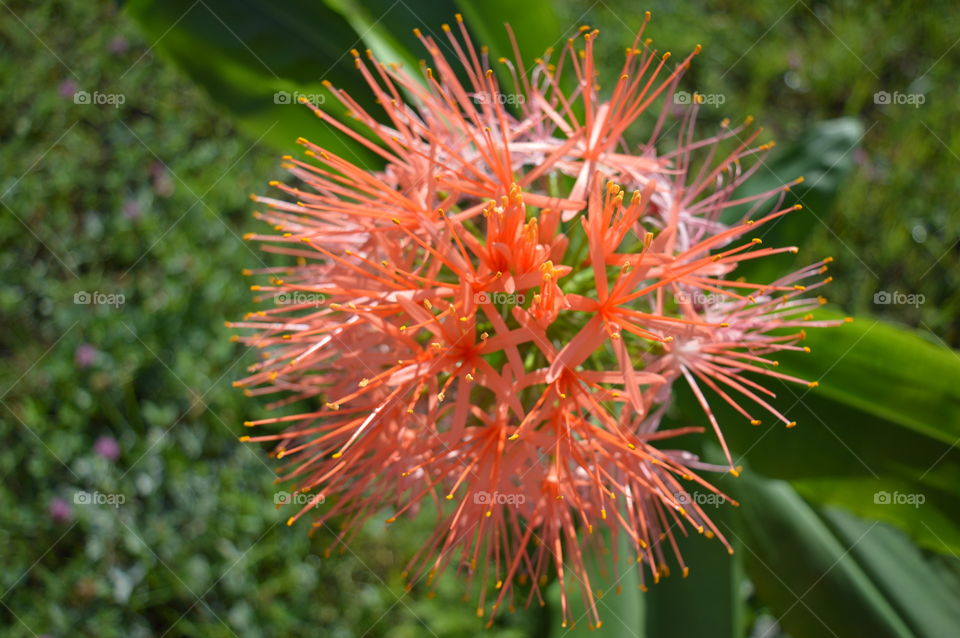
[126,0,384,161]
[820,506,960,637]
[455,0,562,69]
[324,0,460,73]
[670,309,960,554]
[791,477,960,556]
[322,0,426,78]
[642,504,745,638]
[730,475,917,638]
[127,0,561,159]
[547,531,643,637]
[545,506,745,638]
[777,310,960,447]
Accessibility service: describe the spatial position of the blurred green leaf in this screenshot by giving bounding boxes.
[730,474,960,638]
[821,507,960,637]
[126,0,562,161]
[777,310,960,446]
[672,309,960,554]
[732,475,920,638]
[455,0,562,68]
[545,509,743,638]
[773,311,960,555]
[324,0,457,73]
[726,118,864,282]
[797,480,960,579]
[126,0,383,161]
[322,0,424,77]
[547,531,643,637]
[643,505,745,638]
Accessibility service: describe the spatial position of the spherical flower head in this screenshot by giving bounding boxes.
[230,13,841,627]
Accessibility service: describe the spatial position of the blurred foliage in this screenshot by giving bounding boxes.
[570,0,960,345]
[1,0,959,636]
[0,2,541,636]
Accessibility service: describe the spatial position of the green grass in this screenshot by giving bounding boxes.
[0,2,542,636]
[1,0,957,636]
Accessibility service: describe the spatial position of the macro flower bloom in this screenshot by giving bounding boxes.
[229,13,843,628]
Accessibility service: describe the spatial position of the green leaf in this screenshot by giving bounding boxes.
[728,472,960,638]
[821,504,960,638]
[546,531,643,637]
[727,117,864,282]
[126,0,563,160]
[791,476,960,556]
[670,309,960,554]
[324,0,459,73]
[126,0,384,161]
[642,504,745,638]
[322,0,426,78]
[778,310,960,447]
[454,0,562,68]
[730,475,917,638]
[544,507,744,638]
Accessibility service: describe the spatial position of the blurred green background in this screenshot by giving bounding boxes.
[2,1,959,636]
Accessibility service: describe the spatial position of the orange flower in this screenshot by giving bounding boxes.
[230,13,840,628]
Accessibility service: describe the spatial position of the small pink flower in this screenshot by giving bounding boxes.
[150,162,174,197]
[75,343,98,368]
[49,497,72,523]
[58,79,78,99]
[108,35,129,55]
[94,435,120,461]
[122,199,141,220]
